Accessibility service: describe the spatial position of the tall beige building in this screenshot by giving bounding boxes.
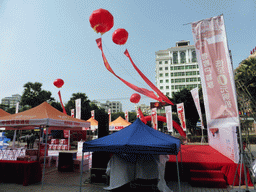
[155,40,201,98]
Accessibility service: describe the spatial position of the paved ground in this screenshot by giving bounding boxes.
[0,143,255,192]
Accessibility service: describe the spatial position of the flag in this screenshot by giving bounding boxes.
[191,87,204,129]
[71,109,75,117]
[125,110,129,122]
[191,15,239,163]
[108,109,111,122]
[177,103,186,131]
[151,108,157,130]
[165,105,173,132]
[75,98,81,119]
[91,110,95,119]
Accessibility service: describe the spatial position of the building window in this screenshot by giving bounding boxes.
[198,77,201,81]
[166,86,169,89]
[192,51,197,62]
[160,86,163,90]
[171,79,174,83]
[159,73,163,77]
[173,52,178,64]
[159,67,163,71]
[165,73,169,77]
[159,61,162,64]
[165,61,168,64]
[165,67,168,70]
[166,92,169,96]
[171,73,173,77]
[160,80,163,83]
[180,51,186,63]
[166,79,169,83]
[170,66,173,70]
[171,85,174,89]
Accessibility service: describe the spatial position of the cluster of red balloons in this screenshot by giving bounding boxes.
[53,78,64,88]
[89,8,128,45]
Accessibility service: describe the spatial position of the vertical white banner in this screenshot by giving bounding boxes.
[75,98,81,119]
[191,15,239,163]
[71,109,75,117]
[12,102,20,148]
[151,108,157,130]
[191,87,204,129]
[108,109,111,122]
[177,103,186,131]
[125,110,129,122]
[91,110,95,119]
[165,105,173,132]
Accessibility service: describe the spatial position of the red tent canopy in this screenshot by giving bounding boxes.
[0,102,90,130]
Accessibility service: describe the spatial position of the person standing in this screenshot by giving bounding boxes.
[26,134,30,149]
[30,133,35,149]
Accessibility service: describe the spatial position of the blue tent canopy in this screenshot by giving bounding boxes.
[83,118,181,155]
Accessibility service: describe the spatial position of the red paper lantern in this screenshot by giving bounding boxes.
[89,9,114,35]
[53,79,64,88]
[112,28,129,45]
[130,93,141,104]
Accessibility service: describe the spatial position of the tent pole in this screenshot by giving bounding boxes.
[79,151,84,192]
[176,155,181,192]
[179,147,183,178]
[41,126,49,190]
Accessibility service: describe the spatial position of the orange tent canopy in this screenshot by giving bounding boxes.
[109,116,131,131]
[0,102,90,130]
[86,117,98,131]
[0,109,10,117]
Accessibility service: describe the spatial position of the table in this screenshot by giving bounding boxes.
[0,160,42,186]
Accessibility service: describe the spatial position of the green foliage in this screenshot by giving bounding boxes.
[50,101,63,112]
[111,112,125,121]
[171,88,199,135]
[20,82,54,108]
[65,92,107,121]
[128,112,137,123]
[65,93,91,120]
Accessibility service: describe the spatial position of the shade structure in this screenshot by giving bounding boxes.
[0,102,90,130]
[86,117,98,131]
[109,116,131,131]
[83,118,181,155]
[0,109,10,117]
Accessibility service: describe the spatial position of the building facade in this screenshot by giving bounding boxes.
[135,104,151,115]
[155,40,201,98]
[1,94,21,109]
[91,100,123,113]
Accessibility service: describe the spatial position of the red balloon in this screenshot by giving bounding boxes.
[112,28,129,45]
[130,93,141,104]
[89,9,114,35]
[53,79,64,88]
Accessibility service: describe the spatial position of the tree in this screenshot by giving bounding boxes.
[171,88,199,135]
[65,93,91,120]
[50,101,63,112]
[235,58,256,114]
[20,82,54,108]
[111,112,125,121]
[128,112,137,123]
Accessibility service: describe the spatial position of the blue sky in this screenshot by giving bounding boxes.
[0,0,255,112]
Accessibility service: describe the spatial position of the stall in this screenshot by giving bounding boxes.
[81,118,181,192]
[109,116,131,131]
[0,102,90,187]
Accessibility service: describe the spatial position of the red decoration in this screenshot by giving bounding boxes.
[112,28,129,45]
[53,79,64,88]
[209,128,219,136]
[130,93,141,104]
[89,9,114,35]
